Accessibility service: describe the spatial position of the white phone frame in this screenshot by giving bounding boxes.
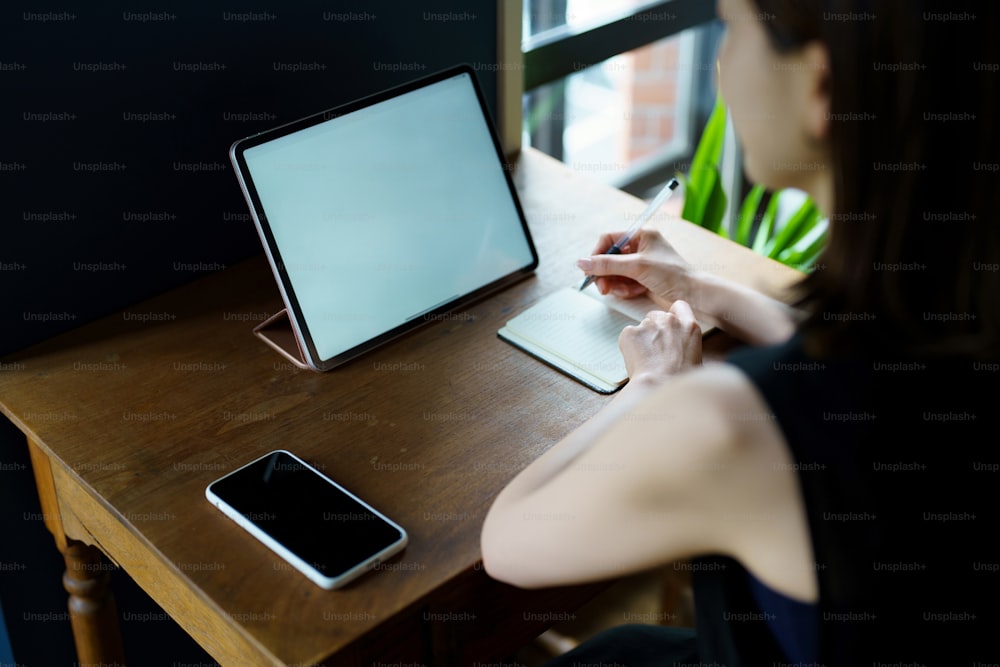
[205,449,408,590]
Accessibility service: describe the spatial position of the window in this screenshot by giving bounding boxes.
[522,0,723,197]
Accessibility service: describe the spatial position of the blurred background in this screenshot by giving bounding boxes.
[1,2,722,664]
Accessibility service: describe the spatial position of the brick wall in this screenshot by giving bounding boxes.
[622,39,680,162]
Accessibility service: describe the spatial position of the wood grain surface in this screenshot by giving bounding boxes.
[0,148,803,666]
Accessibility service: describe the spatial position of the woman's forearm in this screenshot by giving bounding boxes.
[687,271,799,345]
[483,374,662,513]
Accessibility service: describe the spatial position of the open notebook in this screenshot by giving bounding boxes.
[499,286,711,393]
[499,287,636,392]
[497,286,712,394]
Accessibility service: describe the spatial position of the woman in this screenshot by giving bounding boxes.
[482,0,997,664]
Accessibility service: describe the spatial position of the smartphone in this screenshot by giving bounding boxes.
[205,450,408,589]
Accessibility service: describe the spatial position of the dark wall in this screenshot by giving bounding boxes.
[1,4,502,663]
[2,1,502,356]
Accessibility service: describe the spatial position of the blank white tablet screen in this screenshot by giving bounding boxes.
[243,71,534,362]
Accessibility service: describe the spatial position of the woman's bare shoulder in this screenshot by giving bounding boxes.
[654,361,818,601]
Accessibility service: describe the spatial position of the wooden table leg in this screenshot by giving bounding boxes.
[62,540,125,667]
[27,437,126,666]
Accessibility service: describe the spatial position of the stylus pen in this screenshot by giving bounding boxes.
[579,177,680,291]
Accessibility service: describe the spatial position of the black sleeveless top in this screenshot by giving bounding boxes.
[691,333,996,666]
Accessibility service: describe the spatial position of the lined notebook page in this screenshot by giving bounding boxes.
[502,287,638,385]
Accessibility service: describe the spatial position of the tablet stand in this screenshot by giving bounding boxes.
[252,309,311,370]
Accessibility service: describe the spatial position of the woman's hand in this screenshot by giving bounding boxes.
[576,228,694,311]
[579,227,799,346]
[619,300,703,382]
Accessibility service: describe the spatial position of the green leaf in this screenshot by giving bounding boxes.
[751,192,780,254]
[777,221,828,266]
[790,242,827,272]
[766,199,819,258]
[735,184,766,246]
[689,93,727,181]
[682,93,728,228]
[681,177,700,224]
[701,168,728,234]
[682,165,728,233]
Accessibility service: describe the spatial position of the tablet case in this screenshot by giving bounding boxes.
[253,310,310,370]
[231,65,538,372]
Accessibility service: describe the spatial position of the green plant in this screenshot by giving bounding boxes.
[679,93,827,272]
[679,91,729,237]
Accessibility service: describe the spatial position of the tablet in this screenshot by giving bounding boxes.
[230,65,538,371]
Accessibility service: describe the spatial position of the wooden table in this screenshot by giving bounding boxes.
[0,148,802,666]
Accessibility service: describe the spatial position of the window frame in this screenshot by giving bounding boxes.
[517,0,730,199]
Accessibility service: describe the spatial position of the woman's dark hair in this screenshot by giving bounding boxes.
[747,0,999,360]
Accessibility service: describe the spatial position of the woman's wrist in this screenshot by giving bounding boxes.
[680,267,722,320]
[688,271,796,345]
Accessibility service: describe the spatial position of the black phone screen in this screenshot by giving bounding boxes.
[208,451,405,578]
